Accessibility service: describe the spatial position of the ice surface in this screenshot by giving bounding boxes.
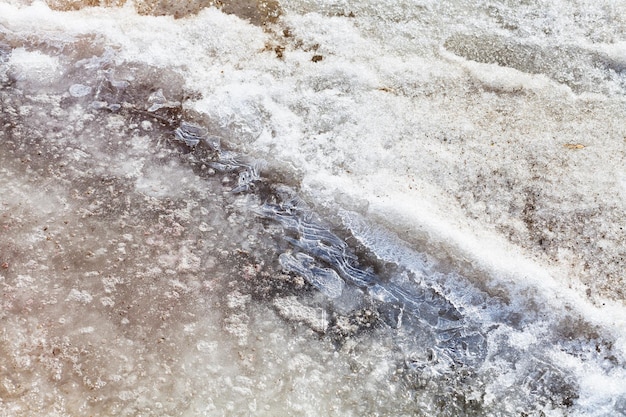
[174,121,207,147]
[258,201,470,340]
[279,252,345,298]
[68,83,91,97]
[1,1,626,416]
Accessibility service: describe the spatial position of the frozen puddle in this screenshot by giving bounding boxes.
[2,2,626,417]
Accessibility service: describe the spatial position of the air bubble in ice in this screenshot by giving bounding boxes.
[231,161,265,193]
[69,83,92,97]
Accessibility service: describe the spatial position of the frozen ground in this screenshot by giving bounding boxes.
[1,1,626,416]
[0,54,415,416]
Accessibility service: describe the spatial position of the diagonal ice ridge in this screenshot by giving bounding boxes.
[257,200,488,368]
[168,120,581,412]
[339,209,434,280]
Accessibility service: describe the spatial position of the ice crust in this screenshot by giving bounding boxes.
[258,201,486,366]
[1,1,626,416]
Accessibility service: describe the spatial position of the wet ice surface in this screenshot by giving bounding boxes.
[1,1,626,416]
[0,53,377,416]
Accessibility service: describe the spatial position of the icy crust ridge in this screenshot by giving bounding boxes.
[256,200,487,369]
[165,118,584,413]
[174,127,489,370]
[169,116,488,362]
[253,191,584,413]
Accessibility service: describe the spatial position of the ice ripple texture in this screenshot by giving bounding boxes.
[165,117,587,414]
[168,118,489,369]
[256,200,488,370]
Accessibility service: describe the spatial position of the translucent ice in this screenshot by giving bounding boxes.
[231,160,264,193]
[174,121,206,147]
[173,120,265,193]
[147,88,181,112]
[2,1,626,416]
[257,199,487,368]
[68,83,91,97]
[279,252,344,299]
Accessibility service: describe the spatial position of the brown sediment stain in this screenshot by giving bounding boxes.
[563,143,586,149]
[45,0,125,9]
[45,0,281,25]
